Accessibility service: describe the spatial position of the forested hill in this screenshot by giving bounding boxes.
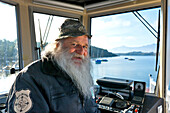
[0,39,17,59]
[90,46,118,58]
[0,39,117,59]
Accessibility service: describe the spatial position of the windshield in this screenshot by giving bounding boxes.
[0,2,19,94]
[90,7,161,93]
[33,13,77,58]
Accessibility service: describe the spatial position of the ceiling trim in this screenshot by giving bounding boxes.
[85,0,136,11]
[33,0,84,12]
[87,0,160,17]
[33,0,137,12]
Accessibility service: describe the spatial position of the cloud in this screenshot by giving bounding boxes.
[91,35,136,50]
[125,36,135,40]
[122,21,131,26]
[0,3,17,41]
[91,15,131,35]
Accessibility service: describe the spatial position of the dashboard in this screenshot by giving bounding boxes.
[95,77,164,113]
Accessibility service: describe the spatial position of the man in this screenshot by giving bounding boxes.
[6,19,100,113]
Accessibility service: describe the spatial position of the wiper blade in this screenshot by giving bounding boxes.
[155,10,160,71]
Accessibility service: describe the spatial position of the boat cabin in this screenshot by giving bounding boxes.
[0,0,170,112]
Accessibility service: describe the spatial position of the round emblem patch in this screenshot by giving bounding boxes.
[14,89,32,113]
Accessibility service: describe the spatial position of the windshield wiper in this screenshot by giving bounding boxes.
[132,10,161,71]
[155,10,160,71]
[132,11,158,39]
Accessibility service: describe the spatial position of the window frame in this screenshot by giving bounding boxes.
[29,6,83,60]
[0,1,24,71]
[0,1,23,95]
[88,6,161,95]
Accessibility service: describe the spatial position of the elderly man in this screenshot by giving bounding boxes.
[6,19,100,113]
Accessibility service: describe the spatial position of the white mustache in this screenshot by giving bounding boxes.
[72,53,84,60]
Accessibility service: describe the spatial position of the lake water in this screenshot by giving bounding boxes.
[0,55,157,94]
[91,55,158,88]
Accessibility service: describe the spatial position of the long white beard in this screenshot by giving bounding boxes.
[44,44,94,98]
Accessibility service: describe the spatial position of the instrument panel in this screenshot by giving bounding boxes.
[95,77,146,113]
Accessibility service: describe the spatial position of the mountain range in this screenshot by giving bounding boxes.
[110,44,157,53]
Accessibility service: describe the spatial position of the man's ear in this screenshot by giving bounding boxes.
[56,42,60,48]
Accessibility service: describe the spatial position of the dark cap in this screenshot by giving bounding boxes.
[56,19,91,41]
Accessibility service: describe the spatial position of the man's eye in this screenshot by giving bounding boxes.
[83,46,87,49]
[83,46,88,49]
[72,43,77,46]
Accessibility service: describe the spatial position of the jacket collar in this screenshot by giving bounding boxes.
[41,52,62,74]
[41,57,60,76]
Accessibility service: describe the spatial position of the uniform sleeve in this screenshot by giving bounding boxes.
[6,72,50,113]
[84,98,101,113]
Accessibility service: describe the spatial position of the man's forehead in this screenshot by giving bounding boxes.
[64,36,89,44]
[71,39,88,43]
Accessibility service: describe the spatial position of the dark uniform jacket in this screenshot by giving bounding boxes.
[6,56,99,113]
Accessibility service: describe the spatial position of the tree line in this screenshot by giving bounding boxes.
[0,39,18,68]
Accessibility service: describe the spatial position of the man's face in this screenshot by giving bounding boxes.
[61,35,89,64]
[52,35,92,97]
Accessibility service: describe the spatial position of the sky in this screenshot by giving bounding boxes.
[91,8,160,51]
[33,13,70,43]
[0,1,160,52]
[0,2,17,41]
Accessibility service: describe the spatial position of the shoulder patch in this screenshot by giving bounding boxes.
[14,89,32,113]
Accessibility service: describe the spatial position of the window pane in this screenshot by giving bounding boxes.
[0,2,19,94]
[33,13,76,58]
[91,8,160,93]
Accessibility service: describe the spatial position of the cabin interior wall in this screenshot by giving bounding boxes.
[82,9,91,35]
[158,0,166,100]
[19,1,33,67]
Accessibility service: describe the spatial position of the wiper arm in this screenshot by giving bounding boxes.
[132,11,158,39]
[132,9,161,71]
[155,10,160,71]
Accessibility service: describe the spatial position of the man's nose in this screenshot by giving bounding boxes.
[76,46,85,55]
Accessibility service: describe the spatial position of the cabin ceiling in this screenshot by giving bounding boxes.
[33,0,135,11]
[52,0,108,7]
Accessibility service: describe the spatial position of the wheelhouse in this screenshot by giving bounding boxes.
[0,0,170,112]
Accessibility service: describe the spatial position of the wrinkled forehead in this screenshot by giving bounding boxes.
[63,35,89,45]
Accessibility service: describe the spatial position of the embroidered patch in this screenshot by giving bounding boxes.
[14,89,32,113]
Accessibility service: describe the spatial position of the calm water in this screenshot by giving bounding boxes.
[0,55,157,94]
[91,56,158,88]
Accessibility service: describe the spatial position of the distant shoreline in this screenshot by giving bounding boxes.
[117,55,156,56]
[116,51,156,56]
[91,46,156,58]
